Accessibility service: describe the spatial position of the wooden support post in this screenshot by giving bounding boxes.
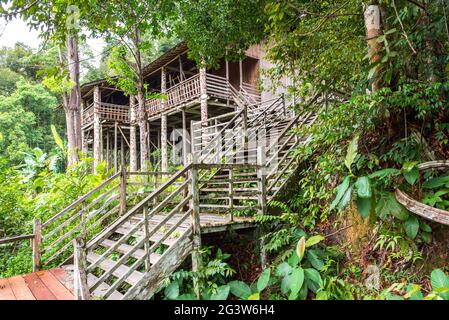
[142,203,151,272]
[81,99,86,155]
[179,55,185,81]
[73,237,90,300]
[161,67,168,172]
[114,122,118,173]
[81,130,87,156]
[282,93,286,116]
[228,169,234,222]
[106,129,110,171]
[182,109,188,166]
[239,59,243,90]
[93,86,101,173]
[189,156,202,298]
[199,65,208,123]
[119,166,127,215]
[161,114,168,172]
[242,105,248,163]
[257,146,268,269]
[147,121,151,161]
[121,134,125,167]
[32,218,41,272]
[225,56,230,107]
[129,95,138,172]
[79,199,87,242]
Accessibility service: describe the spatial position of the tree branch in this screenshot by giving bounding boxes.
[393,0,417,54]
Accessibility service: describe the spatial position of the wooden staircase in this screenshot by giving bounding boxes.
[11,92,319,300]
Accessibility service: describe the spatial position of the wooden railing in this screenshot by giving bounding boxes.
[72,161,264,299]
[240,82,261,105]
[146,74,201,117]
[83,103,94,124]
[82,102,130,125]
[191,96,287,165]
[14,169,175,271]
[78,165,191,299]
[97,102,130,123]
[146,73,260,117]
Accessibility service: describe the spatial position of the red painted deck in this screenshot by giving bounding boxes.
[0,268,74,300]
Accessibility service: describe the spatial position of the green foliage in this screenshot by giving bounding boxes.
[0,156,105,276]
[0,80,59,164]
[382,269,449,300]
[174,0,266,67]
[161,247,235,300]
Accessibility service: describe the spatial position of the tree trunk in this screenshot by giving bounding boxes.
[66,33,82,166]
[65,109,77,167]
[129,95,138,171]
[137,87,148,170]
[364,3,384,92]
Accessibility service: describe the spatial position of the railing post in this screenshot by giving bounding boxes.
[143,203,151,272]
[242,105,248,163]
[282,93,286,116]
[81,202,87,240]
[119,166,127,215]
[228,169,234,222]
[257,146,268,269]
[93,86,101,173]
[189,155,202,298]
[32,218,41,272]
[73,237,90,300]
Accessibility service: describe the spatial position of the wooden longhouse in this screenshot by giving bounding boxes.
[1,42,318,301]
[80,42,289,172]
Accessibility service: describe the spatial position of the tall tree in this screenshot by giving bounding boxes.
[87,0,175,170]
[174,0,267,67]
[0,1,89,167]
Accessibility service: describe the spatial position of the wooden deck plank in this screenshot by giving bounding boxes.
[0,277,17,300]
[49,268,74,293]
[37,270,73,300]
[23,272,57,300]
[8,276,35,300]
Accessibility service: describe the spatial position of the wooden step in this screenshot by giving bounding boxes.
[86,252,144,286]
[87,274,123,300]
[98,239,162,265]
[114,223,184,247]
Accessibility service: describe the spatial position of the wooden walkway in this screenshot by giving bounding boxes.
[0,268,73,300]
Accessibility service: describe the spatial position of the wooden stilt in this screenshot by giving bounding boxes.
[93,86,101,173]
[161,115,168,172]
[189,155,202,299]
[257,146,268,268]
[129,95,138,172]
[182,109,188,166]
[114,122,118,173]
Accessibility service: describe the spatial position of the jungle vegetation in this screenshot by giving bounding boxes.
[0,0,449,300]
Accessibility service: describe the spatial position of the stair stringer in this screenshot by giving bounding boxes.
[122,228,193,300]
